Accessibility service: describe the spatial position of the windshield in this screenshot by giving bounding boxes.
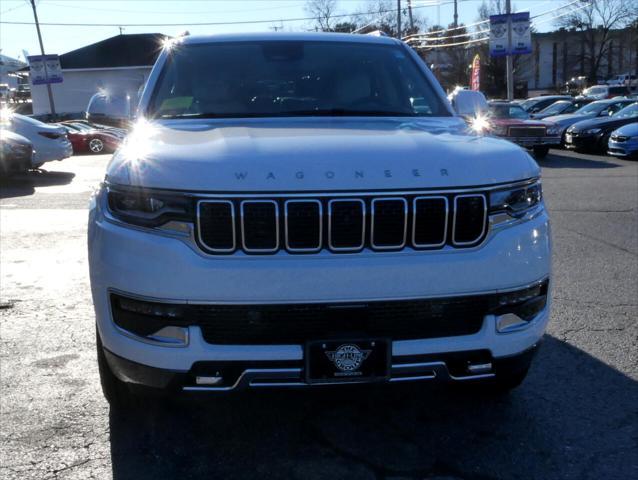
[148,41,449,118]
[519,98,542,110]
[488,104,529,120]
[539,101,569,115]
[574,102,607,115]
[583,86,605,96]
[612,103,638,118]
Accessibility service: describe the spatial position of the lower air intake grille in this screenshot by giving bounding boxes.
[110,293,492,345]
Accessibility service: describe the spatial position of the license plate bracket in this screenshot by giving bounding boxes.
[305,339,391,384]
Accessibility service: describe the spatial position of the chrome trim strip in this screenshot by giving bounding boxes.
[196,200,236,253]
[183,368,303,391]
[452,194,488,247]
[240,199,279,253]
[284,199,323,253]
[105,177,538,198]
[328,198,366,252]
[106,276,549,306]
[370,197,408,250]
[412,196,449,248]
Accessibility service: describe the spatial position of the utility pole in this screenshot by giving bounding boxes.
[397,0,401,39]
[506,0,514,100]
[29,0,56,118]
[407,0,414,32]
[453,0,458,28]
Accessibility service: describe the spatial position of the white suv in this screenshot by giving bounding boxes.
[88,33,551,404]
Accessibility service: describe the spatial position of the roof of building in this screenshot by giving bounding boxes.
[58,33,168,69]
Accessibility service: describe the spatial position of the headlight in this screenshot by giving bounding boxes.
[489,181,542,218]
[583,128,601,135]
[491,125,508,136]
[546,125,560,135]
[106,185,194,227]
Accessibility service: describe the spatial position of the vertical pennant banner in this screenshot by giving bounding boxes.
[27,54,63,85]
[489,14,509,57]
[510,12,531,55]
[470,54,481,91]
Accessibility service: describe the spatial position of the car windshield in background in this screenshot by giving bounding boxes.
[488,104,529,120]
[148,41,449,118]
[575,102,607,115]
[540,101,570,115]
[612,103,638,118]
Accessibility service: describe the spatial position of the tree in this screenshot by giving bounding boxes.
[355,0,425,37]
[305,0,339,32]
[556,0,638,83]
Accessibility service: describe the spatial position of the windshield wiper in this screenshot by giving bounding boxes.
[157,109,418,119]
[280,109,417,117]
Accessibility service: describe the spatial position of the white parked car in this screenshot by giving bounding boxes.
[89,33,551,405]
[4,113,73,167]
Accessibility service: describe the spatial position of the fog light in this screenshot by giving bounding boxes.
[118,297,183,318]
[196,376,223,386]
[147,326,189,345]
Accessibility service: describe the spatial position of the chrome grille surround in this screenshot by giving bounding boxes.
[240,200,279,253]
[370,197,408,250]
[197,200,236,253]
[451,194,488,247]
[284,199,323,253]
[412,195,449,248]
[327,198,366,252]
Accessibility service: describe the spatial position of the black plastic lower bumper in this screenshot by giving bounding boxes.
[103,342,541,393]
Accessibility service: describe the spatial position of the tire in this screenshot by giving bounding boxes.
[533,146,550,158]
[96,327,133,407]
[88,138,105,154]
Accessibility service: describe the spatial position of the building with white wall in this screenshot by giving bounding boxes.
[28,33,168,116]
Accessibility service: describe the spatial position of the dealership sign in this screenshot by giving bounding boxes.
[470,54,481,91]
[27,55,63,85]
[489,12,531,57]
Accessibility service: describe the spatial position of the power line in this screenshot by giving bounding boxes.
[0,3,433,27]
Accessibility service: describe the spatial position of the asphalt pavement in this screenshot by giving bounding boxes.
[0,150,636,480]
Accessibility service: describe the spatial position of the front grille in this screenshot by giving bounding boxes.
[508,126,546,137]
[111,293,492,345]
[197,192,488,255]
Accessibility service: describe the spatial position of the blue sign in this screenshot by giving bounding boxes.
[489,12,531,57]
[28,55,63,85]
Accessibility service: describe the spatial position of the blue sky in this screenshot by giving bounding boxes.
[1,0,560,61]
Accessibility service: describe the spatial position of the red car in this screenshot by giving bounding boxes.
[482,102,562,158]
[60,123,120,154]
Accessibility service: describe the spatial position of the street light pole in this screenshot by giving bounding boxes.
[506,0,514,100]
[397,0,401,38]
[407,0,414,32]
[29,0,56,118]
[453,0,458,29]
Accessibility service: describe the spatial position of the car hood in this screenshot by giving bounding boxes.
[0,129,32,147]
[107,117,540,192]
[611,123,638,137]
[569,116,636,132]
[543,113,595,127]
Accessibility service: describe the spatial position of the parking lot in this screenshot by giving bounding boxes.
[0,149,636,480]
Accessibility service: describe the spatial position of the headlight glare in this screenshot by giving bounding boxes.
[584,128,601,135]
[489,181,542,218]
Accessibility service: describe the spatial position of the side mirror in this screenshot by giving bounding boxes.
[449,90,488,119]
[86,91,135,128]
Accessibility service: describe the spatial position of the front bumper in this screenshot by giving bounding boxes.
[564,132,602,151]
[89,194,552,388]
[502,136,561,148]
[608,139,638,158]
[103,342,541,392]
